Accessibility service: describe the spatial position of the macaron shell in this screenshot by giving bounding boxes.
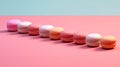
[101,43,116,49]
[61,37,73,42]
[28,30,39,35]
[61,34,73,38]
[40,33,49,38]
[7,26,17,31]
[17,27,29,33]
[17,22,32,27]
[40,25,54,31]
[49,34,60,40]
[28,24,39,31]
[50,27,64,32]
[73,34,86,40]
[60,31,74,38]
[74,40,86,45]
[86,33,102,43]
[101,36,116,45]
[49,33,61,39]
[7,23,17,31]
[87,42,100,47]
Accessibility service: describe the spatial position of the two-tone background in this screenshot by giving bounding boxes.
[0,0,120,67]
[0,0,120,15]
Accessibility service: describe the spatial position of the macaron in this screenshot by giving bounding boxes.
[49,27,64,40]
[7,19,21,32]
[28,24,40,36]
[17,21,32,34]
[60,30,74,42]
[73,33,86,45]
[86,33,102,47]
[100,36,116,49]
[39,25,54,37]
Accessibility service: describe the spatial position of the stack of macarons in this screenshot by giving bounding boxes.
[6,19,117,50]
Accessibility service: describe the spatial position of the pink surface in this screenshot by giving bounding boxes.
[0,16,120,67]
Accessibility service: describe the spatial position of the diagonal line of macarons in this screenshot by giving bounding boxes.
[7,19,117,50]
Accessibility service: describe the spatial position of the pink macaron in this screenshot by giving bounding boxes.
[73,33,86,45]
[28,24,40,36]
[7,19,21,32]
[60,30,74,42]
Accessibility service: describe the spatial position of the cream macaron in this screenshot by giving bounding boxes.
[100,36,116,49]
[7,19,21,32]
[17,21,32,33]
[39,25,54,37]
[86,33,102,47]
[49,27,64,40]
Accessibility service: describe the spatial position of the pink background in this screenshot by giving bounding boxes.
[0,16,120,67]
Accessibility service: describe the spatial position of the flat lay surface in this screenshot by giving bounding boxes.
[0,16,120,67]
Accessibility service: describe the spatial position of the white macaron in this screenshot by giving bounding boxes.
[39,25,54,37]
[86,33,102,47]
[17,21,32,33]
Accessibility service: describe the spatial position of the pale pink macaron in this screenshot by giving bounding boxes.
[28,24,40,36]
[7,19,21,32]
[17,21,32,34]
[73,33,87,45]
[60,30,75,42]
[86,33,102,47]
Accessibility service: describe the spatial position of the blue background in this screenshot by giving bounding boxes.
[0,0,120,15]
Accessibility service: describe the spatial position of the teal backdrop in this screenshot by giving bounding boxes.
[0,0,120,15]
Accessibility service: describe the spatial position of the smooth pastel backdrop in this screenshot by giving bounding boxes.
[0,16,120,67]
[0,0,120,15]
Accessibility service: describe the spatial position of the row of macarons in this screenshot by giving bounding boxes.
[7,19,116,50]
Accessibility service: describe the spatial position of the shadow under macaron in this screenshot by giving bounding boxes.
[94,47,115,51]
[0,30,9,33]
[0,30,20,35]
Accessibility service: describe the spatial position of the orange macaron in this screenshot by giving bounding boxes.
[100,36,116,49]
[49,27,64,40]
